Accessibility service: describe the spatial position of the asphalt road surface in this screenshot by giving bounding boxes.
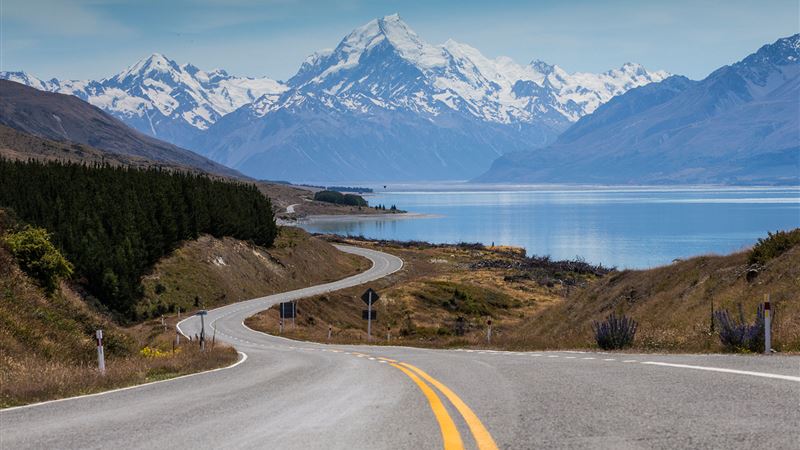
[2,246,799,449]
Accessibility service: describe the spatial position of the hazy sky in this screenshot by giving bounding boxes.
[2,0,798,81]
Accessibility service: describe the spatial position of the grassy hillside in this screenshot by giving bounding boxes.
[0,220,237,408]
[505,237,800,352]
[139,227,368,317]
[246,239,568,346]
[247,233,799,353]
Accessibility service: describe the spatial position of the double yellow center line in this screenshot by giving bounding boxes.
[379,358,499,450]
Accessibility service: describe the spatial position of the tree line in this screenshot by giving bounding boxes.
[313,190,368,206]
[0,159,277,318]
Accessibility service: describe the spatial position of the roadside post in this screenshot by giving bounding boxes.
[486,319,492,345]
[328,325,332,341]
[96,329,106,374]
[175,326,181,345]
[279,319,283,334]
[197,310,208,351]
[361,288,380,341]
[387,325,391,343]
[764,294,771,354]
[279,302,295,333]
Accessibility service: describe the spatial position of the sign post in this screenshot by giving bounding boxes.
[197,310,208,351]
[764,294,771,354]
[96,329,106,374]
[361,288,380,341]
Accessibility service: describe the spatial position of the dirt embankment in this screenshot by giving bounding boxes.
[138,227,369,318]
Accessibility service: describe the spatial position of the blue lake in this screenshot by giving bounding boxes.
[299,185,800,269]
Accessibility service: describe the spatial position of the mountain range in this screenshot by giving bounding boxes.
[2,14,668,182]
[0,79,243,178]
[477,34,800,185]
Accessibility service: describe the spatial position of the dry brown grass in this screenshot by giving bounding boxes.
[246,241,563,347]
[0,344,237,408]
[505,246,800,353]
[138,227,368,319]
[247,236,800,354]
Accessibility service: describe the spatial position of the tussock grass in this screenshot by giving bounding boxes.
[0,344,237,408]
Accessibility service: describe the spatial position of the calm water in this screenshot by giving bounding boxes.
[299,185,800,269]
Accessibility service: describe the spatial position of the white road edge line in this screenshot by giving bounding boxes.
[641,361,800,383]
[1,351,248,413]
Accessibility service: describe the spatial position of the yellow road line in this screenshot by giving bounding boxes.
[378,357,397,362]
[400,363,499,450]
[390,363,464,450]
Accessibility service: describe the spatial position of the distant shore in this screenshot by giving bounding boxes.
[299,211,437,223]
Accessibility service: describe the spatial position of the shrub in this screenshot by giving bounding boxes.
[714,305,768,352]
[313,190,368,207]
[2,226,73,292]
[749,229,800,265]
[592,313,638,350]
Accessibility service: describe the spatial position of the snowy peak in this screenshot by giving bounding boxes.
[283,15,669,125]
[1,54,287,136]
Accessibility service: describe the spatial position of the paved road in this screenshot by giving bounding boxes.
[2,246,799,449]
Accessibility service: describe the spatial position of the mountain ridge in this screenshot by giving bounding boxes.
[476,34,800,185]
[0,79,244,178]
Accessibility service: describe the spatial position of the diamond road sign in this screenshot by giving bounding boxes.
[361,288,380,305]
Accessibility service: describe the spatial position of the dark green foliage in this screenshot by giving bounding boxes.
[592,313,638,350]
[748,229,800,265]
[2,226,73,293]
[313,190,368,206]
[0,159,276,317]
[714,305,768,352]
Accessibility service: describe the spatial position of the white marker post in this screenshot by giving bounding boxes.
[387,325,391,343]
[764,294,771,354]
[96,329,106,374]
[279,319,283,335]
[175,326,181,345]
[486,319,492,345]
[328,325,332,341]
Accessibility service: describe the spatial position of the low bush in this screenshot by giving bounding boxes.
[592,313,638,350]
[2,226,73,292]
[748,228,800,265]
[714,304,768,352]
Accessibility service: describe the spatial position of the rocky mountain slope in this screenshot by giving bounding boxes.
[2,14,667,182]
[477,34,800,185]
[0,80,242,178]
[198,14,668,181]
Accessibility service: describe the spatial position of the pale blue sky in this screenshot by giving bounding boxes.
[1,0,798,81]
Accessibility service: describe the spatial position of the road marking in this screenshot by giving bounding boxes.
[390,363,464,450]
[564,356,576,359]
[641,362,800,383]
[582,357,596,360]
[622,360,638,363]
[547,355,559,358]
[603,358,616,361]
[400,363,500,450]
[1,351,248,413]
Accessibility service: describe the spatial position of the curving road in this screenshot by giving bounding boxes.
[2,246,799,449]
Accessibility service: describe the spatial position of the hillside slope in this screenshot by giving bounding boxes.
[0,80,242,178]
[507,242,800,351]
[139,227,369,318]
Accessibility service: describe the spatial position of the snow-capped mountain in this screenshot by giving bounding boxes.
[1,54,286,148]
[198,14,669,181]
[478,34,800,185]
[2,14,669,181]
